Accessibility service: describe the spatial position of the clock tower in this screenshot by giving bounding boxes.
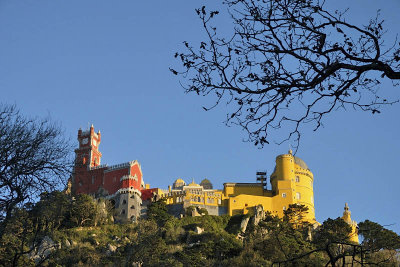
[75,124,102,169]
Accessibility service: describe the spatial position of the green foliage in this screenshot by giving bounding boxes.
[69,194,98,227]
[284,203,309,228]
[314,217,352,245]
[358,219,400,252]
[147,200,173,226]
[225,214,250,235]
[32,191,70,231]
[1,188,399,266]
[198,207,208,215]
[185,205,196,216]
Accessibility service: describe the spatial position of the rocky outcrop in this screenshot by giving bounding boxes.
[29,236,57,264]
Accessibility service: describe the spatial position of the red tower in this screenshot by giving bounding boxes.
[75,125,102,169]
[72,126,144,222]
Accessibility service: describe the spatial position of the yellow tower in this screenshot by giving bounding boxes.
[341,203,359,243]
[270,150,315,222]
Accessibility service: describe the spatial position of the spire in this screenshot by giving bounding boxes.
[342,202,352,223]
[344,202,349,212]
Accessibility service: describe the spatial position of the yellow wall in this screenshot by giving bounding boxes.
[225,151,316,223]
[163,151,316,224]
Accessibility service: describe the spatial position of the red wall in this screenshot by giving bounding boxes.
[75,163,143,196]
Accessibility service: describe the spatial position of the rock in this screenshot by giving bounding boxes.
[240,217,250,233]
[194,226,204,234]
[29,236,57,264]
[253,205,265,225]
[64,239,71,247]
[106,243,117,256]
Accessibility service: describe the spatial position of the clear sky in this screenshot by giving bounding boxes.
[1,1,399,234]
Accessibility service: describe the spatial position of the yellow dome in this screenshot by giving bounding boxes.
[174,178,185,184]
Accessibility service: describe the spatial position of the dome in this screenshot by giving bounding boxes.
[172,178,186,189]
[200,178,213,189]
[175,178,185,184]
[294,156,309,170]
[200,178,211,185]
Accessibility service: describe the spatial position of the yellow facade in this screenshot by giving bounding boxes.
[222,150,316,223]
[341,203,359,243]
[162,150,316,223]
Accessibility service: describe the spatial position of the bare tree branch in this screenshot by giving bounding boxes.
[172,0,400,151]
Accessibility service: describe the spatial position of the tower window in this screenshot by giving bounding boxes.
[122,200,127,205]
[121,209,125,215]
[91,176,94,184]
[282,193,286,198]
[295,176,300,182]
[296,192,301,200]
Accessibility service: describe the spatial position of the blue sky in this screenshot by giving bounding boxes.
[1,1,399,234]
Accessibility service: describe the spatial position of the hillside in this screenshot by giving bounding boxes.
[1,192,399,266]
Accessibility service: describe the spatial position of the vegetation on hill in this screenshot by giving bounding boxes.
[0,195,399,266]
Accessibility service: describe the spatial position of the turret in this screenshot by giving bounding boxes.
[342,203,359,243]
[270,150,316,222]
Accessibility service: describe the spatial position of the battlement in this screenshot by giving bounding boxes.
[105,160,137,172]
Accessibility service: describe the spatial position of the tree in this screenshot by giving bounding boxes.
[358,220,400,265]
[313,218,353,266]
[69,194,98,227]
[172,0,400,149]
[147,199,173,226]
[283,203,309,228]
[0,104,72,239]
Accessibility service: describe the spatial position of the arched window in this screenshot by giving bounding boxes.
[296,192,301,200]
[122,199,127,205]
[121,209,125,215]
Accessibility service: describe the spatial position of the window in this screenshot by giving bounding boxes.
[295,176,300,182]
[131,205,135,209]
[122,200,127,205]
[121,209,125,215]
[282,193,286,198]
[218,199,221,204]
[91,176,94,184]
[283,206,286,211]
[296,192,301,200]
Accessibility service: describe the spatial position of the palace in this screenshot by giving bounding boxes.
[71,126,358,242]
[159,150,316,223]
[71,125,144,222]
